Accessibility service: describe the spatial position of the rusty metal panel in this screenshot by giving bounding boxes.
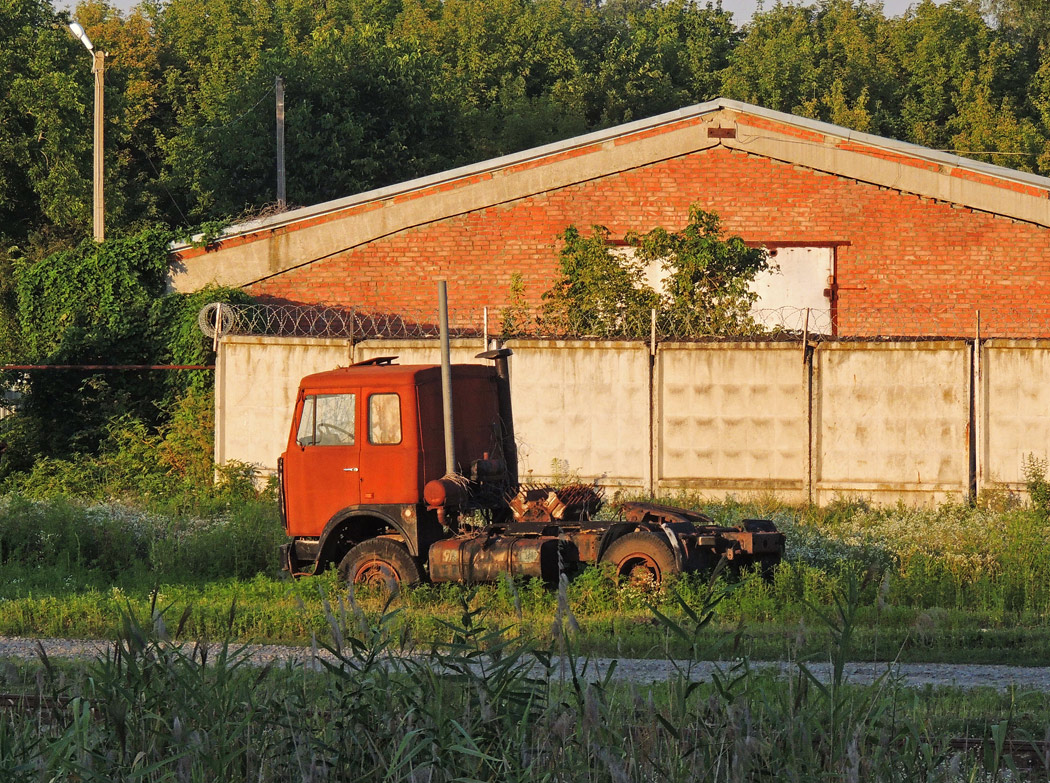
[814,341,970,505]
[981,340,1050,492]
[507,340,650,492]
[655,342,807,500]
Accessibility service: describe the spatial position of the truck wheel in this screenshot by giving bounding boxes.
[601,532,679,587]
[338,539,422,593]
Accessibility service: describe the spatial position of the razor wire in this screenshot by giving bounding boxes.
[198,302,1050,342]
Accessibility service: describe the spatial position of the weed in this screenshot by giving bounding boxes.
[1023,453,1050,517]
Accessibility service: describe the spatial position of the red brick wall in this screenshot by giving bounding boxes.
[249,147,1050,337]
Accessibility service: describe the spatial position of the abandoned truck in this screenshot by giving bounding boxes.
[278,349,784,589]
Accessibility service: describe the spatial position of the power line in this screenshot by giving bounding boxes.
[192,84,276,133]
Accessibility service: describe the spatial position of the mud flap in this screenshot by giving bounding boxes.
[278,543,295,574]
[659,522,686,572]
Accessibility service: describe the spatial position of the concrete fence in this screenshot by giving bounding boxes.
[215,336,1050,505]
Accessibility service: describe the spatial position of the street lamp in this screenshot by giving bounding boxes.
[69,21,105,242]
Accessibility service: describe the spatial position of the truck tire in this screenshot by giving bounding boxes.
[338,539,422,593]
[601,532,679,587]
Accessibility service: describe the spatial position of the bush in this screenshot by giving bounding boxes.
[1023,452,1050,516]
[538,206,768,338]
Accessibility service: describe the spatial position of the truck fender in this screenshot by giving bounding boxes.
[595,522,645,563]
[657,522,686,572]
[316,509,413,574]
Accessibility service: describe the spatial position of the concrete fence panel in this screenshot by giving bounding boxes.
[215,335,1042,506]
[352,338,490,367]
[506,340,650,490]
[655,342,808,501]
[813,341,971,504]
[215,336,353,471]
[980,340,1050,491]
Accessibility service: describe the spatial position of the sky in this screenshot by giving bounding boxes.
[97,0,951,23]
[719,0,947,24]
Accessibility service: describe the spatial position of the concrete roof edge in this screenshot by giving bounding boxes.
[720,98,1050,190]
[170,97,1050,252]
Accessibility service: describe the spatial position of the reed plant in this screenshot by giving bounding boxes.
[1,581,1045,781]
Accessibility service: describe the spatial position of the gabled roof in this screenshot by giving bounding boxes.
[168,98,1050,292]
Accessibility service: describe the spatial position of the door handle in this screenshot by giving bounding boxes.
[343,467,359,472]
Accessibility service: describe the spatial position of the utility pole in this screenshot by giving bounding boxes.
[276,75,286,209]
[70,21,104,241]
[92,50,105,241]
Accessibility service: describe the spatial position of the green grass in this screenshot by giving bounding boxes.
[4,493,1050,664]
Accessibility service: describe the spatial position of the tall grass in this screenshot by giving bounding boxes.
[2,585,1044,782]
[0,495,285,584]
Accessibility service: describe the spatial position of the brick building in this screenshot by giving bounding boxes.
[169,98,1050,337]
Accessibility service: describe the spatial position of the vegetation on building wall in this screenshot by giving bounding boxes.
[535,206,767,338]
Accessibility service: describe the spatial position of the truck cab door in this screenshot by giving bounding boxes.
[283,391,361,537]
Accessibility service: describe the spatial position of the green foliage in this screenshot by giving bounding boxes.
[5,0,1049,248]
[2,387,260,508]
[14,228,170,361]
[0,493,284,584]
[0,0,89,235]
[631,205,768,335]
[541,224,658,337]
[1022,452,1050,516]
[2,581,1048,780]
[540,206,766,337]
[0,225,250,469]
[499,271,533,338]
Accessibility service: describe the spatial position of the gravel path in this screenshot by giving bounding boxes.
[1,636,1046,692]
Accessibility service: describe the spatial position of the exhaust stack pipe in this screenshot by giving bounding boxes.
[437,281,456,475]
[477,346,517,487]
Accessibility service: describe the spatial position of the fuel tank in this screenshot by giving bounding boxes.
[428,535,564,583]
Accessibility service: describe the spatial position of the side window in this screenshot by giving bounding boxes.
[296,396,316,446]
[296,393,356,446]
[368,393,401,445]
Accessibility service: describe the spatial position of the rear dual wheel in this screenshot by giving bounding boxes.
[338,539,422,594]
[601,532,680,587]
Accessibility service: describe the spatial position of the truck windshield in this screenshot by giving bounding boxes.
[297,393,356,446]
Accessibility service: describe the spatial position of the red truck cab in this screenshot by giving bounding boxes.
[278,358,506,579]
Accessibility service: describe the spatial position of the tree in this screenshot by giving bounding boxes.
[5,227,249,463]
[540,207,767,338]
[541,225,659,337]
[632,206,768,337]
[722,1,895,134]
[583,0,737,127]
[886,0,1033,152]
[0,0,91,238]
[984,0,1050,44]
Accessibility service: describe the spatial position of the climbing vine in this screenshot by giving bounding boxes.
[1,227,251,471]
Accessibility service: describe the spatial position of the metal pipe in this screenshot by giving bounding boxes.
[438,281,456,475]
[0,364,213,371]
